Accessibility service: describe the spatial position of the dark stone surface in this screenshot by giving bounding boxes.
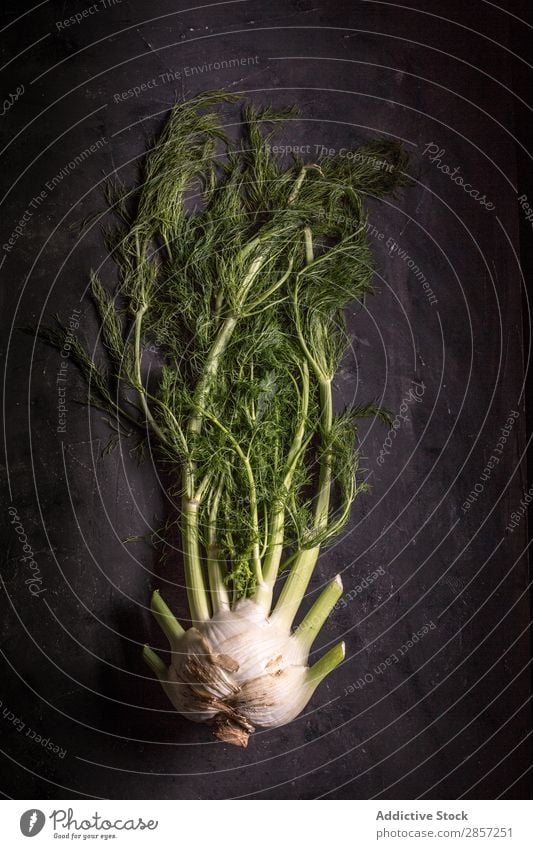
[0,0,531,799]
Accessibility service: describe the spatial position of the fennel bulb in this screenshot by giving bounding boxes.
[37,92,408,746]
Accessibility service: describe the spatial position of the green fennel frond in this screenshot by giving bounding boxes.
[35,91,408,607]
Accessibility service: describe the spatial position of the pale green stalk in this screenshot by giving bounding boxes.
[187,314,238,437]
[150,590,185,649]
[308,641,345,685]
[181,316,237,622]
[181,497,211,622]
[293,574,343,656]
[271,375,334,629]
[207,479,230,612]
[142,644,167,679]
[255,360,310,611]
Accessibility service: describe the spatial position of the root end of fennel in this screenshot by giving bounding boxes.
[38,91,408,745]
[144,597,346,745]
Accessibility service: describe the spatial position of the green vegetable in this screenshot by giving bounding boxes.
[38,91,408,746]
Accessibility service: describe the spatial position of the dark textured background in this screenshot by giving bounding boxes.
[0,0,531,799]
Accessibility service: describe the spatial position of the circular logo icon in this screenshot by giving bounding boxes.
[20,810,46,837]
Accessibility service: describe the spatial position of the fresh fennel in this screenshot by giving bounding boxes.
[39,92,408,746]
